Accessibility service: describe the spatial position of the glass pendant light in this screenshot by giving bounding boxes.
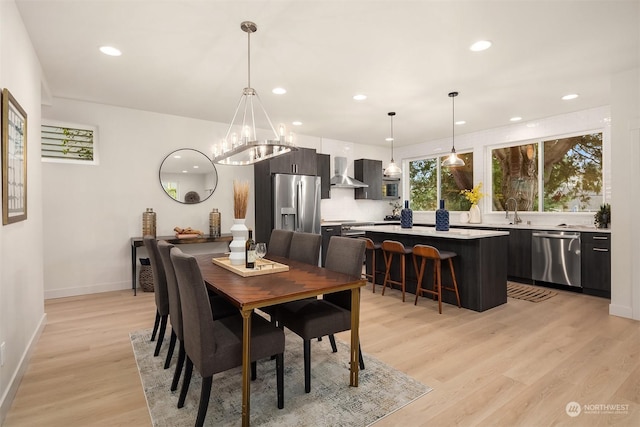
[384,112,402,176]
[442,91,465,168]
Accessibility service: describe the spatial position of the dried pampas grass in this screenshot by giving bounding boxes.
[233,180,250,219]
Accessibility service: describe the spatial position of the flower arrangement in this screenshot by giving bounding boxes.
[233,180,250,219]
[460,182,485,206]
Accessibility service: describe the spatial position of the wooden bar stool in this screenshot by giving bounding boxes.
[360,237,382,293]
[381,240,413,302]
[412,244,461,313]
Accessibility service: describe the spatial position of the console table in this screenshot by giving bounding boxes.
[130,234,232,295]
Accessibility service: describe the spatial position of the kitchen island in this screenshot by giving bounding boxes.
[357,225,509,312]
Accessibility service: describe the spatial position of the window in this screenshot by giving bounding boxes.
[41,121,97,164]
[491,132,602,212]
[409,152,474,211]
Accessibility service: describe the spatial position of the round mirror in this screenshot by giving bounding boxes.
[159,149,218,204]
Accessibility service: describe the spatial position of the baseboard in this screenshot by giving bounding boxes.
[609,302,634,320]
[0,312,47,425]
[44,281,131,300]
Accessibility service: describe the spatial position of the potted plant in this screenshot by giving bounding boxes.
[594,203,611,228]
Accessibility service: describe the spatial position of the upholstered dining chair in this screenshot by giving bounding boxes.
[170,248,285,427]
[288,231,322,265]
[159,242,240,391]
[267,229,294,258]
[275,236,366,393]
[143,236,170,357]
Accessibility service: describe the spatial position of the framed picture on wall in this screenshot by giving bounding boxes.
[2,88,28,225]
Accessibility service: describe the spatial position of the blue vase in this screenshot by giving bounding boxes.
[435,199,449,231]
[401,200,413,228]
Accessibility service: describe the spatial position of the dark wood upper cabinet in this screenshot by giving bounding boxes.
[269,147,317,175]
[354,158,383,200]
[316,153,330,199]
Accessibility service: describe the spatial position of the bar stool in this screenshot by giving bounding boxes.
[412,244,461,313]
[360,237,382,293]
[381,240,413,302]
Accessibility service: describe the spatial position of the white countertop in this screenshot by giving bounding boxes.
[355,225,509,240]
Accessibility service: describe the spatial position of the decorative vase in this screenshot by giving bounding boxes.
[401,200,413,228]
[229,218,248,265]
[469,204,482,224]
[142,208,156,237]
[209,208,221,237]
[435,199,449,231]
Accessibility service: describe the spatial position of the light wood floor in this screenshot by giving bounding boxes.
[4,284,639,426]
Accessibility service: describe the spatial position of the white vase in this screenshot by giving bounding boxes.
[229,218,248,265]
[469,204,482,224]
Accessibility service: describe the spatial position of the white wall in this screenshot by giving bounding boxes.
[610,68,640,320]
[0,0,46,422]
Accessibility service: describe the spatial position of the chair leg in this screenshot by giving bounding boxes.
[251,361,257,381]
[448,258,462,308]
[359,343,365,370]
[195,376,212,427]
[328,334,338,353]
[371,249,376,293]
[400,254,406,302]
[303,339,311,393]
[436,260,443,314]
[154,314,168,356]
[276,353,284,409]
[414,257,425,305]
[171,341,185,392]
[150,311,160,341]
[178,357,193,408]
[381,251,393,296]
[164,329,177,369]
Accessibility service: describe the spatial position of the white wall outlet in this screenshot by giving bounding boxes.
[0,341,5,366]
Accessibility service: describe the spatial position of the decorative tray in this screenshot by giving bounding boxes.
[211,257,289,277]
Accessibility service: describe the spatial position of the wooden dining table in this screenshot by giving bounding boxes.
[195,253,367,427]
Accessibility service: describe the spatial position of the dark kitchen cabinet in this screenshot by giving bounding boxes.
[354,158,382,200]
[268,147,317,175]
[496,227,532,280]
[316,153,330,199]
[321,225,341,266]
[581,232,611,298]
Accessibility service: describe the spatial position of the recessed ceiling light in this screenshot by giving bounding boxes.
[353,94,367,101]
[455,120,466,125]
[385,137,394,142]
[272,87,286,95]
[99,46,122,56]
[562,93,579,100]
[193,165,199,169]
[470,40,492,52]
[292,121,302,126]
[510,116,522,122]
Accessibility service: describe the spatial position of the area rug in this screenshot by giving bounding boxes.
[131,329,432,427]
[507,282,558,302]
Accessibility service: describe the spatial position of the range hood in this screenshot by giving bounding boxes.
[330,156,368,188]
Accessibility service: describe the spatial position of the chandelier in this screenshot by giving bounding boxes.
[212,21,297,165]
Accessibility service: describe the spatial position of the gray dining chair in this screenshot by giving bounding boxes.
[275,236,366,393]
[170,248,285,427]
[143,236,170,357]
[267,229,294,258]
[288,231,322,265]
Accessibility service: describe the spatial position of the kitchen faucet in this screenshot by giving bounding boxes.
[505,197,522,224]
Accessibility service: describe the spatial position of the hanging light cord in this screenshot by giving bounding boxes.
[390,113,395,161]
[450,91,457,152]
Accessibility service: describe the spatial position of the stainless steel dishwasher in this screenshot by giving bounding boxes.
[531,231,581,287]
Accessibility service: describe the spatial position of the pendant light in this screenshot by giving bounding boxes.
[442,91,465,167]
[212,21,297,165]
[383,112,402,176]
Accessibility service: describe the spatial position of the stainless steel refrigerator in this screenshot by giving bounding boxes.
[272,174,321,234]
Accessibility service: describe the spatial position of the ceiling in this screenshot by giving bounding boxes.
[15,0,639,148]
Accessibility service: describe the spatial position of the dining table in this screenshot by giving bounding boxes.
[195,253,367,427]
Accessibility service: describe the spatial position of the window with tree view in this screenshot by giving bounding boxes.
[491,132,602,213]
[409,152,473,211]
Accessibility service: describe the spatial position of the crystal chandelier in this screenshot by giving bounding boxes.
[212,21,297,165]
